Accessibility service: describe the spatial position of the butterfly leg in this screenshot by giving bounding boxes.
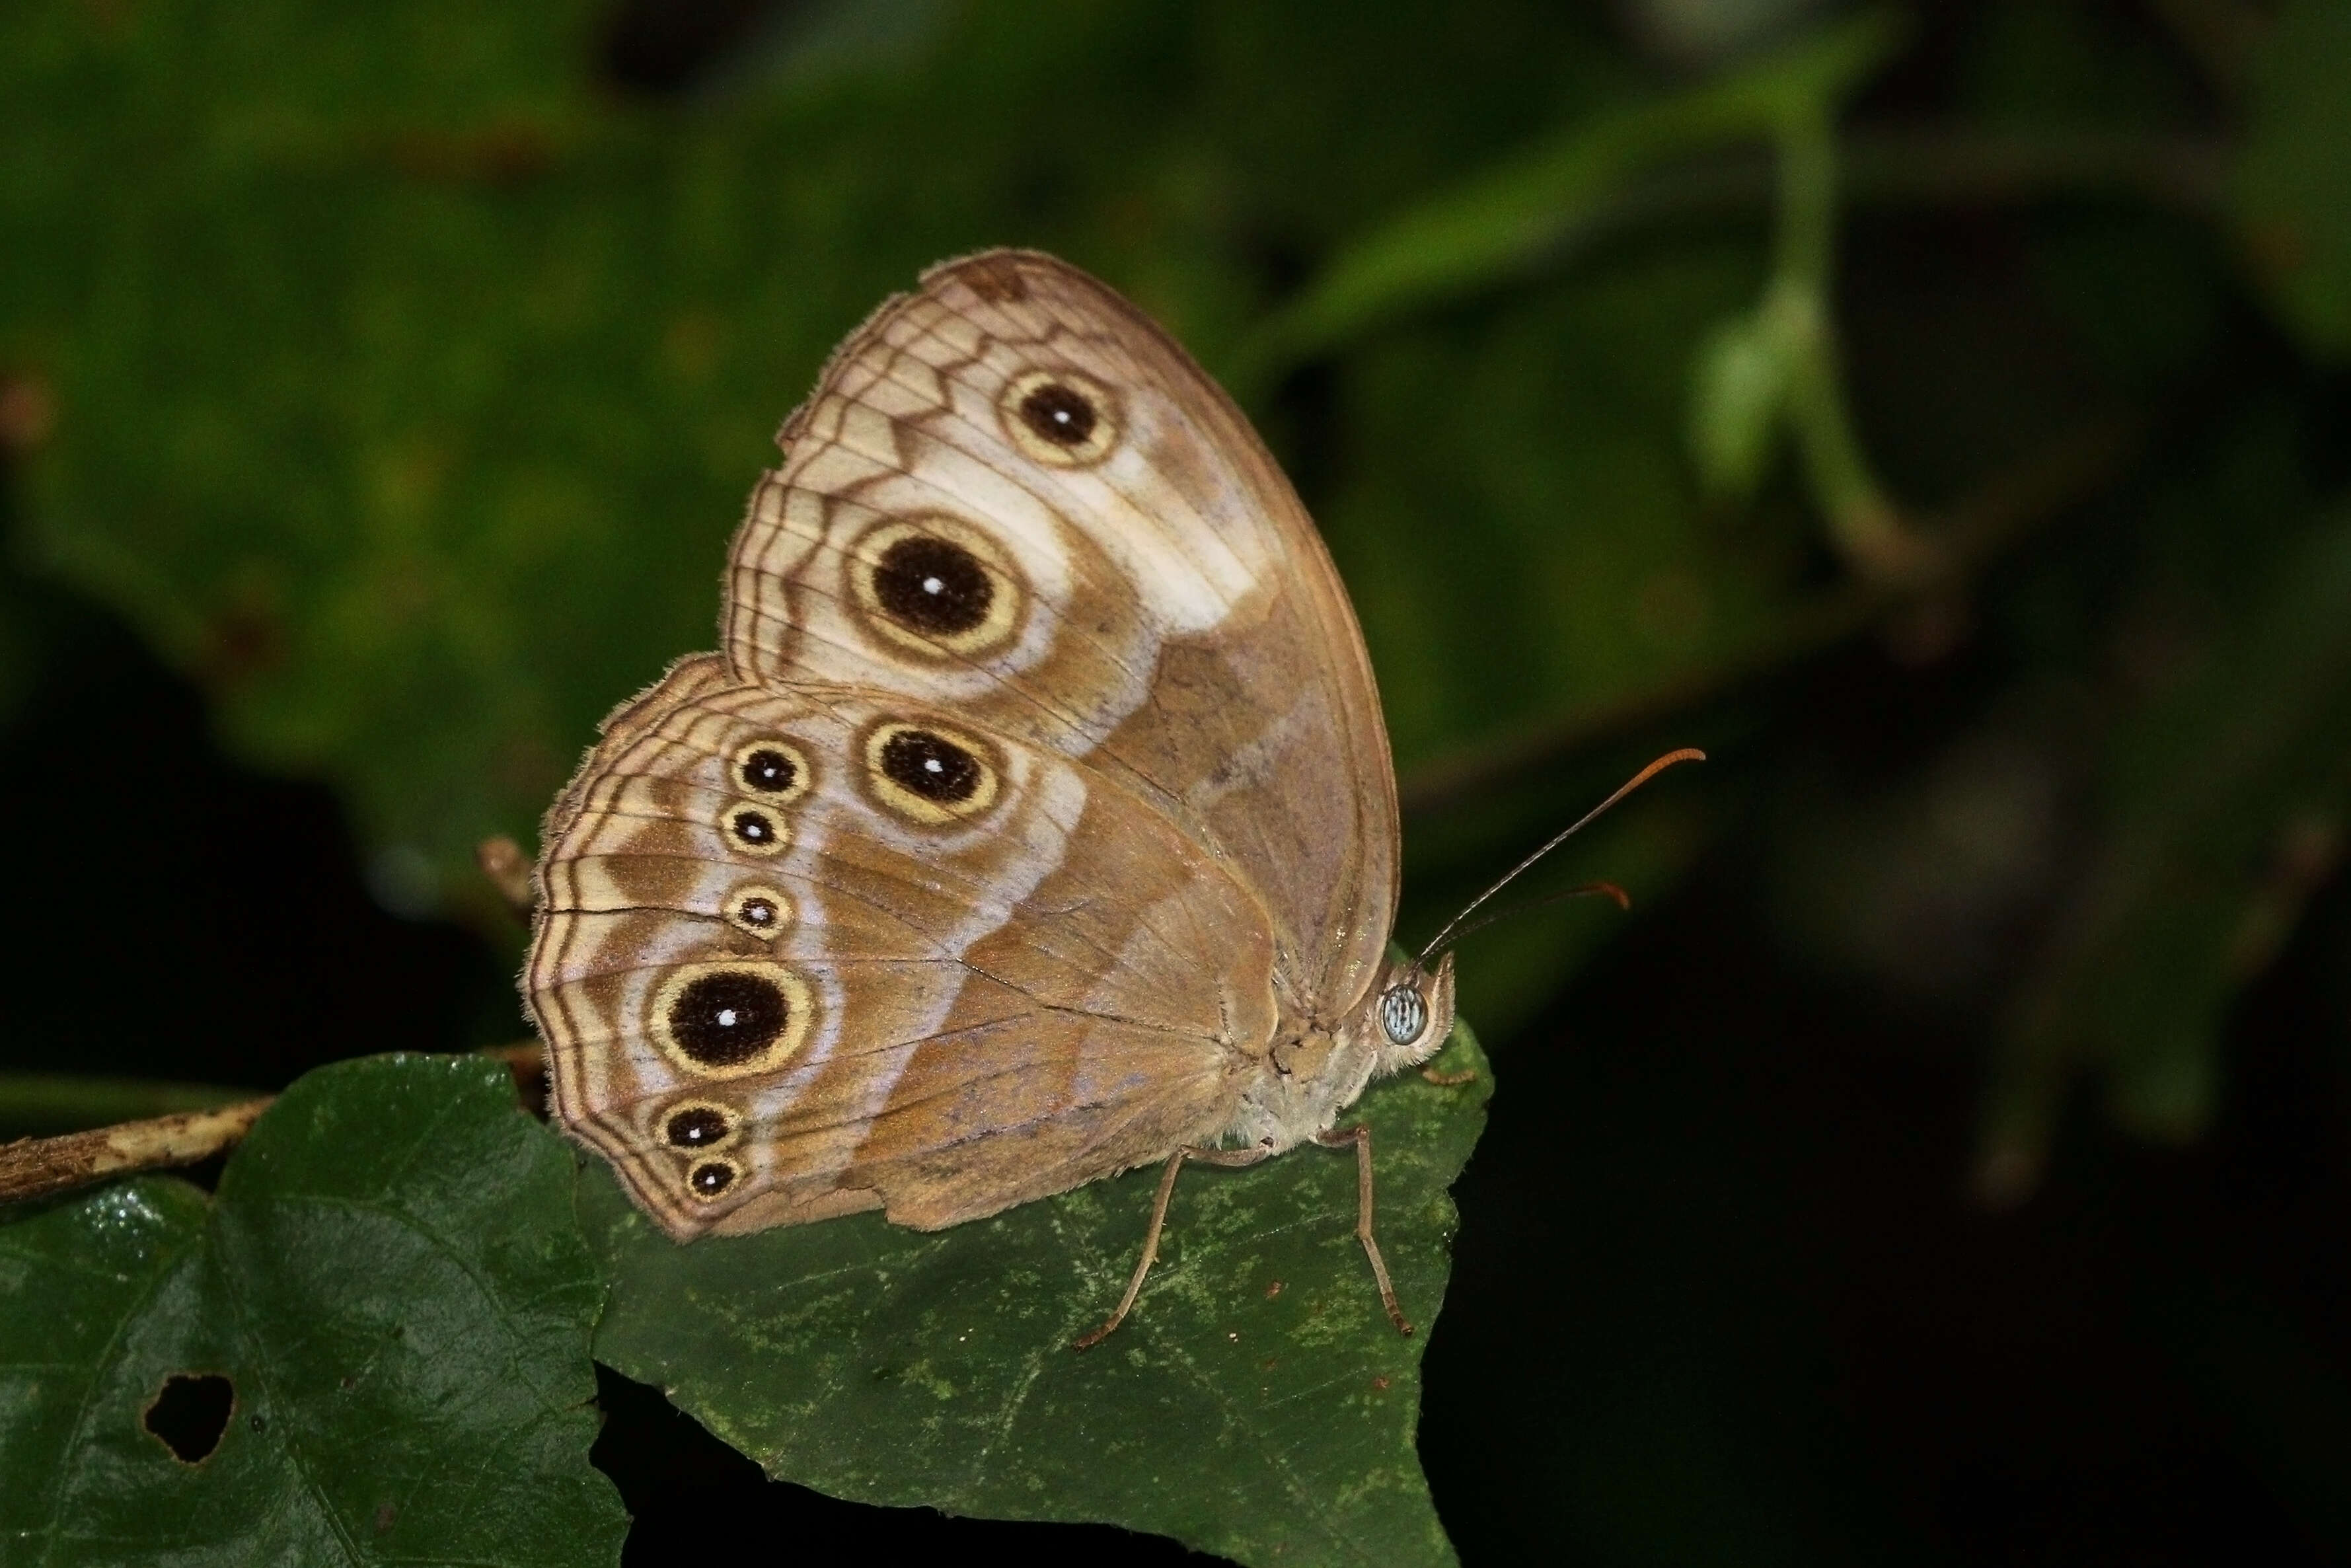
[1073,1143,1272,1351]
[1315,1124,1413,1335]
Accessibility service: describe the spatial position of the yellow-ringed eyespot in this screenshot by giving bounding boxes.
[847,516,1024,659]
[728,737,811,805]
[860,721,1001,826]
[660,1100,739,1154]
[648,961,813,1080]
[723,883,791,939]
[999,367,1119,467]
[722,802,788,857]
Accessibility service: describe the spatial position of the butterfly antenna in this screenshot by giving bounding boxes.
[1416,747,1705,963]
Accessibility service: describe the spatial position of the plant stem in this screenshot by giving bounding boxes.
[0,1044,546,1208]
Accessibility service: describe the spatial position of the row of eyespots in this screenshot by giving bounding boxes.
[661,1101,741,1203]
[839,367,1115,664]
[718,723,1002,861]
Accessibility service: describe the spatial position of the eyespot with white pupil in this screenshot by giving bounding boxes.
[862,721,1001,825]
[649,961,813,1080]
[724,884,790,938]
[687,1159,737,1200]
[1000,368,1117,466]
[874,535,990,636]
[848,517,1024,659]
[729,737,809,805]
[1380,985,1429,1047]
[724,804,787,857]
[663,1102,735,1152]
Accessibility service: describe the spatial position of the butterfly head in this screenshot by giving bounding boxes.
[1368,952,1456,1073]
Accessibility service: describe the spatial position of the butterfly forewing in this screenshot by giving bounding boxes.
[723,251,1398,1018]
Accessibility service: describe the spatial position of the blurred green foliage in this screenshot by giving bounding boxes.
[5,0,2351,1555]
[2,0,2346,1196]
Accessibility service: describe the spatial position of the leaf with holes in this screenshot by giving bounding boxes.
[0,1054,626,1566]
[586,1016,1492,1568]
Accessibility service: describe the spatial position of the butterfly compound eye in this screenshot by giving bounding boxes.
[1000,369,1118,465]
[1379,984,1429,1047]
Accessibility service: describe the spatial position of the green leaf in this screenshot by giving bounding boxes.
[2233,0,2351,359]
[0,1055,627,1566]
[1243,11,1898,374]
[1688,297,1798,499]
[586,1018,1493,1568]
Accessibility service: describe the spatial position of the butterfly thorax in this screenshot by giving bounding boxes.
[1224,954,1455,1154]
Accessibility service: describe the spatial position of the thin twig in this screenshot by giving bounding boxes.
[0,1044,546,1208]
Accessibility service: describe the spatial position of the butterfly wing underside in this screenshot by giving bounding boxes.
[531,655,1280,1236]
[724,250,1399,1019]
[529,250,1398,1239]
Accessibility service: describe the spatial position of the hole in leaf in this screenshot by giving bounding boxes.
[143,1372,234,1464]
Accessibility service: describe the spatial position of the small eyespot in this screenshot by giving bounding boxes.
[726,805,787,857]
[650,961,813,1078]
[687,1160,737,1200]
[730,738,809,803]
[724,884,790,938]
[848,517,1024,659]
[1022,381,1095,447]
[663,1102,735,1152]
[862,721,1001,825]
[1379,985,1429,1048]
[1000,368,1117,465]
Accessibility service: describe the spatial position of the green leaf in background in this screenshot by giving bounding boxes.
[0,1055,626,1567]
[1244,10,1897,377]
[2233,0,2351,359]
[1688,293,1800,500]
[587,1020,1492,1568]
[1983,500,2351,1193]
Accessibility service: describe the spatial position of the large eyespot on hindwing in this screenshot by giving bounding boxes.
[860,721,1001,826]
[999,367,1119,467]
[660,1099,739,1154]
[847,517,1024,659]
[722,883,791,939]
[729,737,811,805]
[649,961,813,1080]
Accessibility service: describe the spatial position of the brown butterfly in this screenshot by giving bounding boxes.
[527,250,1472,1347]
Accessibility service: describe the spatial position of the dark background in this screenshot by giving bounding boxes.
[3,1,2347,1563]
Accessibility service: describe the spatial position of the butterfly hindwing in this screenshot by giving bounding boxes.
[530,655,1279,1238]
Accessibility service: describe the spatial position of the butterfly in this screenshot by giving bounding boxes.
[527,249,1470,1347]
